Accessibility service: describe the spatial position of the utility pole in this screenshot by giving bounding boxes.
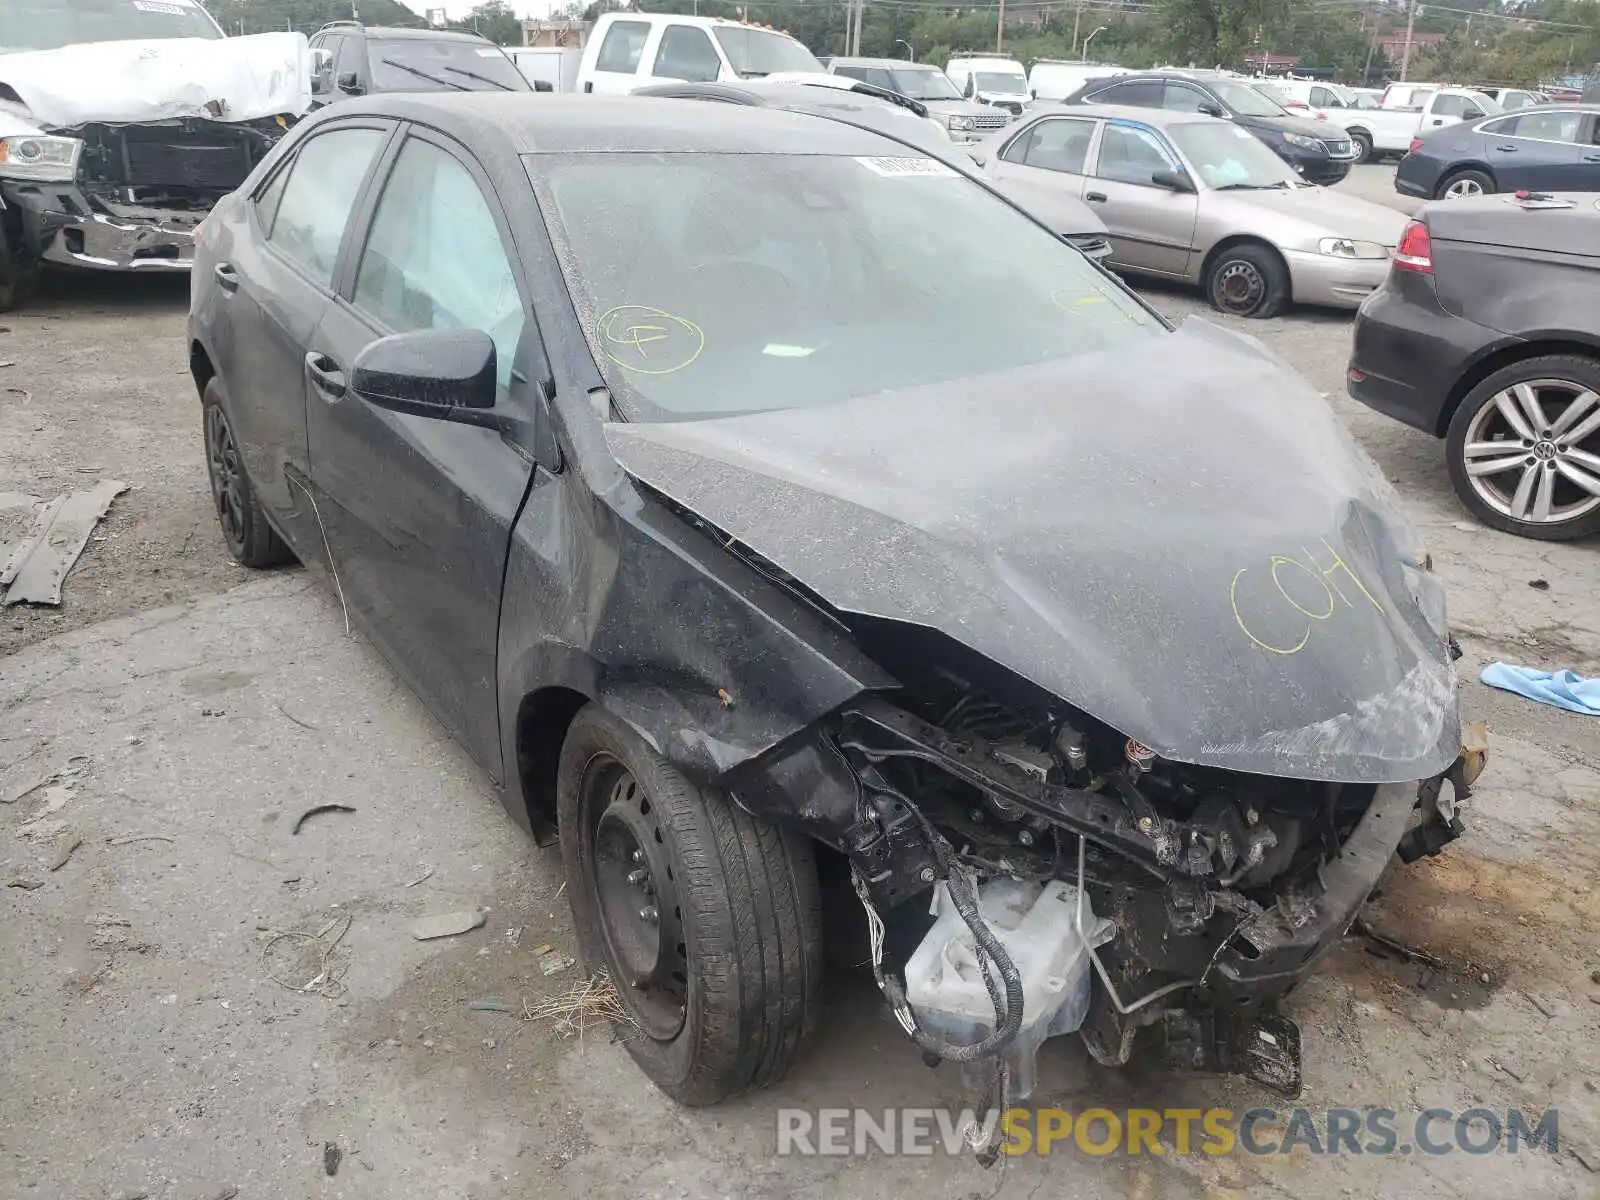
[1399,0,1420,83]
[996,0,1004,51]
[1071,0,1083,59]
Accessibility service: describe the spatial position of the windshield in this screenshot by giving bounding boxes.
[1252,82,1290,104]
[976,71,1028,94]
[368,38,530,92]
[1170,121,1298,189]
[1209,79,1288,116]
[530,151,1156,421]
[712,27,821,77]
[888,67,960,100]
[0,0,220,52]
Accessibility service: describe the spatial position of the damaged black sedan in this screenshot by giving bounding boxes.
[188,93,1483,1144]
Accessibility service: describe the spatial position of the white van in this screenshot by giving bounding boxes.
[1256,78,1358,118]
[945,55,1030,114]
[576,12,823,94]
[1026,60,1125,103]
[507,45,581,93]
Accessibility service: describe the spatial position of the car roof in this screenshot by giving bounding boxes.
[305,92,907,156]
[830,56,936,69]
[636,80,894,108]
[354,26,494,43]
[1050,103,1226,129]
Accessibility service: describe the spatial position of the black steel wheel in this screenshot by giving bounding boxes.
[202,378,294,567]
[1205,242,1289,319]
[558,703,823,1106]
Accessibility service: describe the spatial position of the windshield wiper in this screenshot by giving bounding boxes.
[1214,180,1291,191]
[380,57,467,91]
[736,69,769,78]
[444,64,514,91]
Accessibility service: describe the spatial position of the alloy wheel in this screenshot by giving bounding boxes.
[1460,379,1600,527]
[205,404,247,549]
[584,756,689,1041]
[1443,176,1484,199]
[1215,260,1267,315]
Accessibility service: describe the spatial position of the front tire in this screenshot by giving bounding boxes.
[1445,355,1600,541]
[1437,168,1493,200]
[1350,130,1373,164]
[1204,242,1289,319]
[557,703,823,1105]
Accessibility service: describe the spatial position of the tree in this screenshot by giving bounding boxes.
[449,0,522,45]
[1153,0,1290,68]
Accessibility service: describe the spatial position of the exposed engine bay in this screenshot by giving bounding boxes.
[727,645,1483,1161]
[71,116,283,211]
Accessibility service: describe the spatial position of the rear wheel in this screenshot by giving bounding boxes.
[557,703,823,1105]
[1437,168,1493,200]
[1445,355,1600,541]
[1204,242,1289,319]
[202,379,294,567]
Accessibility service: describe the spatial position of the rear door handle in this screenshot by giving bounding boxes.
[213,262,239,293]
[305,352,347,400]
[1584,153,1600,162]
[1495,144,1517,152]
[1086,191,1107,202]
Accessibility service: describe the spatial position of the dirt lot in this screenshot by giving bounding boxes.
[3,172,1600,1200]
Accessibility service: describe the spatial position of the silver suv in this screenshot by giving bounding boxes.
[827,57,1006,142]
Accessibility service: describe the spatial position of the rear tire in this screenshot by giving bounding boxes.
[557,703,823,1105]
[1437,168,1493,200]
[1204,242,1289,319]
[1444,355,1600,541]
[202,379,294,567]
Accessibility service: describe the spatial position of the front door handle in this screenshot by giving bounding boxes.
[1584,153,1600,162]
[1086,190,1108,202]
[305,352,347,400]
[1494,144,1517,152]
[213,262,239,293]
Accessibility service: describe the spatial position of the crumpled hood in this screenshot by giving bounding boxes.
[605,318,1460,784]
[0,33,311,129]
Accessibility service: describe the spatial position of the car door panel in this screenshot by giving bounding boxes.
[221,123,392,552]
[306,129,538,779]
[1489,111,1594,189]
[1088,122,1198,277]
[988,116,1097,197]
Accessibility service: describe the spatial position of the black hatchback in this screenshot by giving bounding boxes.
[1063,72,1357,184]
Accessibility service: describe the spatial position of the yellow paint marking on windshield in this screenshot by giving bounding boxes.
[1231,539,1385,656]
[596,305,704,376]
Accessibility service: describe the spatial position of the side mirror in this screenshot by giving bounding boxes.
[352,329,499,423]
[1463,107,1483,120]
[964,80,975,98]
[1151,167,1194,193]
[533,79,554,93]
[1199,102,1225,118]
[337,71,362,94]
[968,150,987,167]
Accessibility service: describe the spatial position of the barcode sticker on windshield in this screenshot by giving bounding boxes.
[131,0,192,11]
[854,156,957,178]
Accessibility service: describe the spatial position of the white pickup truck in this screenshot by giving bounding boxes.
[1338,85,1500,162]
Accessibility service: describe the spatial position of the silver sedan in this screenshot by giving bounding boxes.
[970,104,1409,317]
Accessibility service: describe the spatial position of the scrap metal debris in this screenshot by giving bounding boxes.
[6,876,44,890]
[537,947,574,976]
[106,834,174,846]
[273,699,319,731]
[49,832,83,871]
[1351,917,1445,970]
[412,908,488,941]
[261,914,354,999]
[290,803,356,835]
[0,480,128,606]
[323,1141,342,1177]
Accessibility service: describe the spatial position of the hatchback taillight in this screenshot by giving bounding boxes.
[1408,136,1424,153]
[1393,220,1433,273]
[191,220,205,246]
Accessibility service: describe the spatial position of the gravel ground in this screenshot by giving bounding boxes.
[2,166,1598,1199]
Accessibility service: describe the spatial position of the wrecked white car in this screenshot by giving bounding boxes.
[0,0,310,307]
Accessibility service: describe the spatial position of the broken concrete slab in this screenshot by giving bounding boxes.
[412,909,489,941]
[2,479,128,606]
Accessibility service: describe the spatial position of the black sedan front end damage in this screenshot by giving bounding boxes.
[602,317,1480,1148]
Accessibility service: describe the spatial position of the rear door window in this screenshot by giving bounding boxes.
[1086,79,1162,108]
[267,127,387,287]
[1003,118,1095,174]
[651,24,721,82]
[1502,109,1583,143]
[1432,93,1469,119]
[595,20,650,73]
